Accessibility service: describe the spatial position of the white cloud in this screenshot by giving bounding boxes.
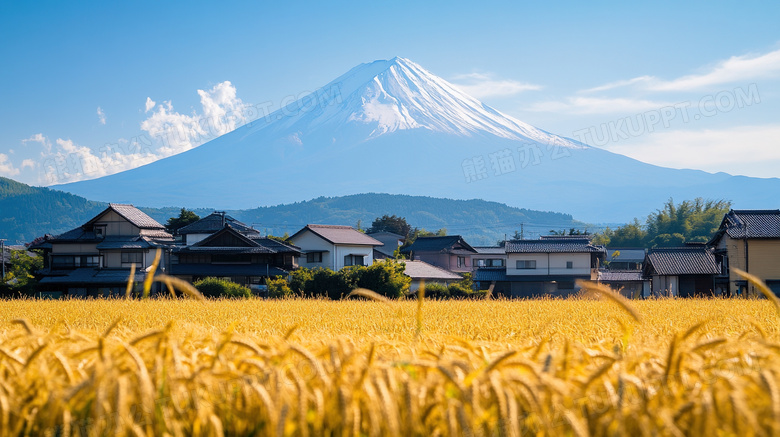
[21,159,35,170]
[602,124,780,178]
[0,153,20,177]
[584,48,780,93]
[97,106,106,125]
[145,97,156,112]
[140,80,249,156]
[528,96,670,115]
[451,72,542,98]
[21,133,51,152]
[39,138,158,185]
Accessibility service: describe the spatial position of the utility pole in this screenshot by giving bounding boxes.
[520,223,524,240]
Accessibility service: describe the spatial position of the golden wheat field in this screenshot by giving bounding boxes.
[2,292,780,436]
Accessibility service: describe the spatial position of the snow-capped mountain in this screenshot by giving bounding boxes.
[56,57,780,223]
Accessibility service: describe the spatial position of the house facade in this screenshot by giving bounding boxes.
[709,209,780,296]
[642,246,720,297]
[289,225,383,270]
[400,235,477,274]
[475,237,605,298]
[472,246,507,269]
[176,211,260,245]
[32,204,173,297]
[170,224,300,292]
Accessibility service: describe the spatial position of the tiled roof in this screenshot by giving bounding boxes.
[473,267,508,282]
[599,270,644,282]
[719,209,780,239]
[50,227,98,242]
[170,264,288,276]
[39,268,147,285]
[400,235,476,254]
[249,237,301,254]
[177,212,259,235]
[644,247,720,276]
[474,246,506,255]
[291,225,383,246]
[505,238,605,254]
[96,236,153,250]
[85,204,165,230]
[174,227,301,255]
[400,260,463,280]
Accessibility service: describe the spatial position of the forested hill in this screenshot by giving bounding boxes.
[0,177,107,243]
[0,178,584,245]
[206,194,582,245]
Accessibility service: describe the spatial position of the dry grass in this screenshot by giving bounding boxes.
[1,296,779,436]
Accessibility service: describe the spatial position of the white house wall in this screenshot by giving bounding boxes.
[291,231,335,270]
[506,253,591,276]
[185,234,211,245]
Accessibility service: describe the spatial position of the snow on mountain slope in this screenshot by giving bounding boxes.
[246,57,584,146]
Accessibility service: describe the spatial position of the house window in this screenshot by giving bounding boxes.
[81,256,100,267]
[344,255,364,266]
[307,252,323,263]
[52,255,76,269]
[457,256,466,268]
[476,259,486,267]
[566,261,574,269]
[94,226,105,238]
[487,259,504,267]
[121,252,144,265]
[516,260,537,269]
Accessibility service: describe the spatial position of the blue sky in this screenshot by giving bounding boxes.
[1,1,779,184]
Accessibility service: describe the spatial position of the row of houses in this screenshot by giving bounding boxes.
[26,205,780,298]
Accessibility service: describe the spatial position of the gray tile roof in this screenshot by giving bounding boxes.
[39,268,147,285]
[599,270,644,282]
[174,227,301,255]
[644,247,720,276]
[505,238,605,254]
[474,268,508,282]
[291,225,383,246]
[400,235,476,254]
[474,246,506,255]
[177,212,259,235]
[96,236,153,250]
[85,204,165,230]
[171,264,288,277]
[400,260,463,280]
[719,209,780,239]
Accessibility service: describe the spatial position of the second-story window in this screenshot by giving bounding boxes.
[307,252,323,263]
[457,256,466,268]
[121,252,144,266]
[516,260,537,269]
[566,261,574,269]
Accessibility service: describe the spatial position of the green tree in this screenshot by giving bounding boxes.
[349,259,411,298]
[165,208,200,234]
[1,249,43,296]
[592,198,730,248]
[193,277,252,299]
[266,277,293,298]
[367,215,412,237]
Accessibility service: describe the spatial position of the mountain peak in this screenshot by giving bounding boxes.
[262,57,584,146]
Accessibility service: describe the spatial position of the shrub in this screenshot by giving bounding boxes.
[289,268,314,296]
[349,259,411,299]
[193,277,252,299]
[266,277,293,299]
[419,282,449,299]
[308,268,353,300]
